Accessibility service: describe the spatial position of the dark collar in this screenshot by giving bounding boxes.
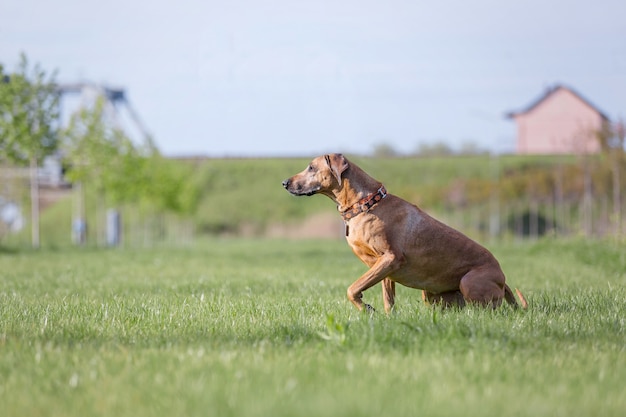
[340,185,387,221]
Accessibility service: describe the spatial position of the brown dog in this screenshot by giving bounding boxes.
[282,153,527,312]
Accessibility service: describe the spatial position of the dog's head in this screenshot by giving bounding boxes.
[282,153,349,196]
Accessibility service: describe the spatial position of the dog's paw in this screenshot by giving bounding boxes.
[364,303,376,314]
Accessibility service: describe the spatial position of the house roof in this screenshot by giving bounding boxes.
[506,84,610,121]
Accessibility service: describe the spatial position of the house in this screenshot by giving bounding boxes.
[507,85,610,155]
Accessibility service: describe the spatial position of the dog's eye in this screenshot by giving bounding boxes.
[308,165,315,172]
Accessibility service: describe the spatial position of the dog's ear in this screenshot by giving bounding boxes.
[325,153,349,184]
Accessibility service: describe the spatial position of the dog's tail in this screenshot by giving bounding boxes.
[504,285,528,309]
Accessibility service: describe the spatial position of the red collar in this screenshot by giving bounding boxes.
[340,186,387,221]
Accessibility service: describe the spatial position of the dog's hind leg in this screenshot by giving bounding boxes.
[459,267,507,308]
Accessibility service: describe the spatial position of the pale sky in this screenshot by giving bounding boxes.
[1,0,625,157]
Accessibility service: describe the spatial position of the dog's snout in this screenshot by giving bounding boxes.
[282,179,291,189]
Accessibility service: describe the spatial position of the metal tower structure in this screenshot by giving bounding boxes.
[56,82,153,147]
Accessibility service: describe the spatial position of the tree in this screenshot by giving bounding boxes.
[63,96,141,244]
[597,120,625,237]
[413,141,454,157]
[0,53,59,248]
[62,96,200,245]
[372,142,398,157]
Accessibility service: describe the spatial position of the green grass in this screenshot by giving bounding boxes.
[1,238,625,416]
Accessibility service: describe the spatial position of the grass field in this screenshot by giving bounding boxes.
[1,238,625,416]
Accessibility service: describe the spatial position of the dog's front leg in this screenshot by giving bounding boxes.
[382,278,395,313]
[347,253,402,312]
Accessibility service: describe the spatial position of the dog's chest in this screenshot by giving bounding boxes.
[345,221,388,264]
[347,239,379,266]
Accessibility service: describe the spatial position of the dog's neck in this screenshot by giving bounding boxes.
[327,165,384,214]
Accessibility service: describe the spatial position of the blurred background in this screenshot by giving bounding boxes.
[1,0,625,247]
